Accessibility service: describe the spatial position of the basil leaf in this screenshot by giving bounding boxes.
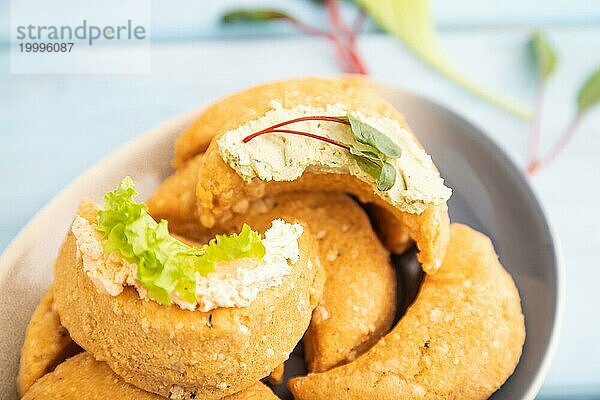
[349,142,398,192]
[222,9,289,24]
[349,145,381,162]
[348,114,402,158]
[377,162,396,191]
[352,155,382,181]
[530,31,557,82]
[577,67,600,115]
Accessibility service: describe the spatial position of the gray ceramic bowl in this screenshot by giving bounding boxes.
[377,86,563,400]
[0,85,562,399]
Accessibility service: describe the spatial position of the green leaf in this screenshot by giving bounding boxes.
[349,145,382,162]
[529,31,558,82]
[222,9,290,24]
[350,151,397,192]
[352,154,382,182]
[97,177,265,306]
[357,0,530,119]
[577,67,600,115]
[378,162,397,191]
[348,114,402,158]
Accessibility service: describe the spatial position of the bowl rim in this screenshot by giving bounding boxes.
[373,83,564,400]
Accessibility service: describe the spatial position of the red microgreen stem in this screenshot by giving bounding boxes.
[243,115,351,142]
[245,128,351,151]
[327,0,352,45]
[286,17,331,39]
[325,0,367,74]
[285,15,359,73]
[352,8,367,36]
[533,114,582,173]
[242,116,352,150]
[526,86,545,175]
[242,128,381,170]
[241,117,383,171]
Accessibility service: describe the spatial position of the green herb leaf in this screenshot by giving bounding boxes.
[352,155,382,182]
[350,150,398,192]
[530,31,558,82]
[378,161,397,191]
[349,145,382,162]
[577,67,600,115]
[97,177,265,306]
[222,9,290,24]
[357,0,530,119]
[348,114,402,158]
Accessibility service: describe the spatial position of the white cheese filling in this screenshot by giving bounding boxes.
[218,101,452,214]
[71,217,302,312]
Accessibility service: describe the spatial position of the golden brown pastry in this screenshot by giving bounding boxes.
[17,287,81,395]
[151,143,398,372]
[365,204,413,254]
[182,77,451,274]
[234,192,396,373]
[151,166,397,374]
[147,153,214,242]
[22,353,279,400]
[264,363,285,385]
[53,201,324,399]
[288,224,525,399]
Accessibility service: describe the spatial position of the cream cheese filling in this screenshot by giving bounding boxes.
[218,101,452,214]
[71,216,303,312]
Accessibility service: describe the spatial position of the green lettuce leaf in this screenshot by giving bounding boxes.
[96,177,265,306]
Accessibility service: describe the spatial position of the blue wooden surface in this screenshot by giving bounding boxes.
[1,1,600,398]
[1,0,599,42]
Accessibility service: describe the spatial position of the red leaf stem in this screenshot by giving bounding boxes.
[286,16,354,73]
[244,128,351,151]
[243,116,351,142]
[533,114,582,174]
[325,0,367,74]
[526,86,544,174]
[352,8,367,36]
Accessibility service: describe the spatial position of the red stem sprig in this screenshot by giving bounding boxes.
[325,0,367,74]
[222,2,367,74]
[245,129,350,151]
[528,114,582,174]
[240,114,401,192]
[242,116,351,146]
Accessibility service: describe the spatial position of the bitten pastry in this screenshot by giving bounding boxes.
[288,224,525,399]
[22,353,279,400]
[53,178,324,399]
[184,76,451,273]
[17,287,81,395]
[149,160,398,371]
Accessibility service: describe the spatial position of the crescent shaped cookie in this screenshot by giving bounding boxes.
[17,286,82,395]
[288,224,525,399]
[149,157,398,371]
[185,76,451,273]
[22,353,279,400]
[221,192,397,373]
[53,202,324,399]
[147,154,214,242]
